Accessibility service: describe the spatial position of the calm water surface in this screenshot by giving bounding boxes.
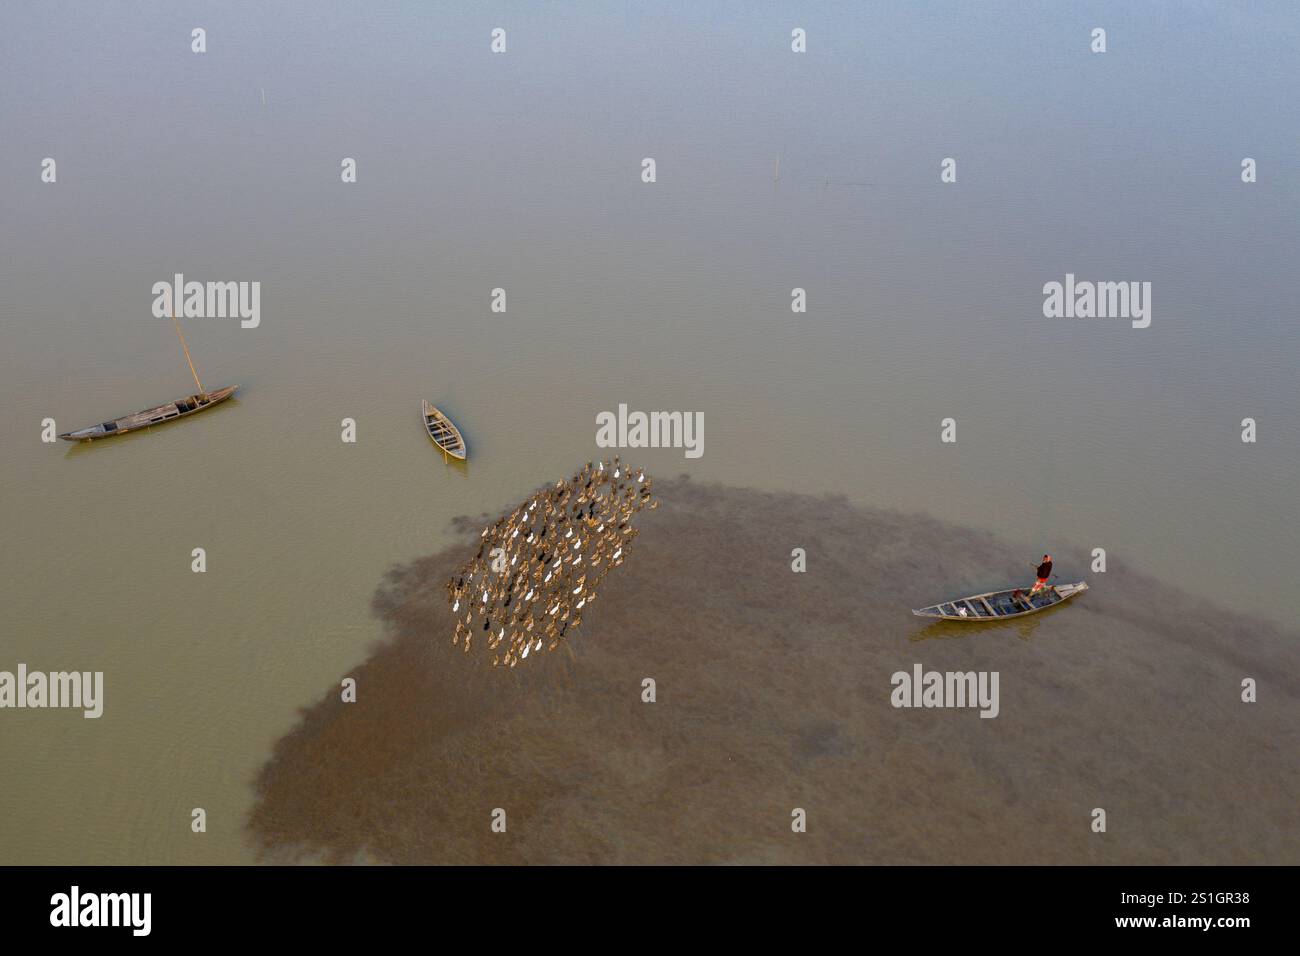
[1,2,1296,863]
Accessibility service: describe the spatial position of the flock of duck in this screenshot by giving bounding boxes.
[446,457,658,668]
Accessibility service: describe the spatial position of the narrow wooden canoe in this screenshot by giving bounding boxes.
[60,385,239,441]
[422,400,466,460]
[912,581,1088,621]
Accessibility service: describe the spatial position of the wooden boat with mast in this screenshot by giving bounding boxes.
[421,400,466,460]
[60,310,237,441]
[60,386,239,441]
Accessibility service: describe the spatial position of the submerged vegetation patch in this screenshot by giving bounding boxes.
[248,478,1299,865]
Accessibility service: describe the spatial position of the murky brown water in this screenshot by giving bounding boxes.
[2,3,1297,864]
[248,478,1298,864]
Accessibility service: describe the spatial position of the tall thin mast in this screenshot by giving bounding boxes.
[170,306,205,397]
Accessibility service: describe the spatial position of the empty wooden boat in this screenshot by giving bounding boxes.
[912,581,1088,621]
[422,400,466,460]
[60,386,239,441]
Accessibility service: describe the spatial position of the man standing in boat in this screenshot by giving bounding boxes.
[1029,555,1053,596]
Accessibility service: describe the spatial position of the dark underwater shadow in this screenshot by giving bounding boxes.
[246,477,1300,865]
[910,609,1055,643]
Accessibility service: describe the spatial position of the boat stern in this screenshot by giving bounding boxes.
[59,426,103,441]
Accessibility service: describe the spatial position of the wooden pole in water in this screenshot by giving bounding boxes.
[170,306,205,397]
